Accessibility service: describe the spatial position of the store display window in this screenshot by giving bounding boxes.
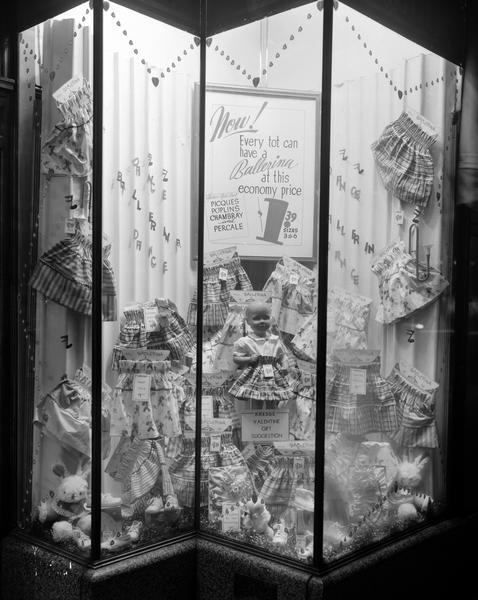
[14,0,462,567]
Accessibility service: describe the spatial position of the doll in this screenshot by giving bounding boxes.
[228,301,294,408]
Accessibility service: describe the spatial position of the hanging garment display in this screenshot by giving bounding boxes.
[327,288,372,352]
[112,359,181,440]
[187,246,252,327]
[259,455,315,516]
[326,349,398,435]
[41,76,93,178]
[371,109,438,207]
[262,256,316,335]
[29,230,117,320]
[387,362,439,448]
[371,240,449,325]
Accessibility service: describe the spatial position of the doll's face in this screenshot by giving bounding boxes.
[246,302,271,336]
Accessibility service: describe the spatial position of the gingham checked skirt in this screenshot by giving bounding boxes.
[187,255,252,327]
[371,111,437,207]
[387,362,439,448]
[326,349,398,435]
[30,231,117,320]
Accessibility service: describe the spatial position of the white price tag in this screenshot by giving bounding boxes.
[394,210,404,225]
[294,457,305,472]
[349,368,367,395]
[143,306,158,333]
[302,372,313,386]
[218,268,228,281]
[210,434,221,452]
[65,218,76,235]
[202,395,214,420]
[289,273,300,285]
[222,502,241,532]
[132,374,152,402]
[263,364,274,379]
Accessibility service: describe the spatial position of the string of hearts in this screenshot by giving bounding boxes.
[19,4,92,87]
[344,13,459,100]
[103,1,200,88]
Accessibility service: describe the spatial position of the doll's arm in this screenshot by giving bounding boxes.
[232,338,259,367]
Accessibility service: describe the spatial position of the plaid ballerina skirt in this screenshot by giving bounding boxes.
[112,299,194,368]
[112,359,181,439]
[228,356,295,405]
[371,110,437,207]
[116,437,175,505]
[326,349,398,435]
[259,455,315,513]
[371,241,449,325]
[387,362,439,448]
[30,231,117,320]
[188,255,252,327]
[169,433,246,507]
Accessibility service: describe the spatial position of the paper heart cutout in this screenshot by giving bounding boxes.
[178,56,181,61]
[269,61,273,67]
[206,37,212,46]
[398,90,403,99]
[298,26,303,32]
[161,73,165,78]
[275,52,280,58]
[253,77,260,87]
[172,62,176,67]
[242,69,246,74]
[152,77,159,87]
[184,50,187,55]
[307,13,312,18]
[103,1,110,10]
[134,49,138,54]
[220,51,224,56]
[247,74,251,79]
[283,44,287,50]
[231,59,235,65]
[49,71,55,81]
[262,69,267,74]
[226,55,230,60]
[194,37,200,46]
[129,40,133,45]
[214,45,219,51]
[290,34,295,40]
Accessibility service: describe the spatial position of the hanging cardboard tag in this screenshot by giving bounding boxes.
[293,456,306,472]
[394,210,404,225]
[218,267,228,281]
[222,502,241,532]
[289,273,300,285]
[65,218,76,235]
[132,374,152,402]
[202,395,214,420]
[263,364,274,378]
[143,306,158,332]
[210,434,221,453]
[302,371,313,386]
[349,368,367,395]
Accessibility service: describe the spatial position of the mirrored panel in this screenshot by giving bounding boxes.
[18,3,93,557]
[323,4,462,561]
[100,2,199,556]
[201,1,323,563]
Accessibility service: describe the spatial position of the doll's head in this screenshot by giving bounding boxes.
[245,302,271,337]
